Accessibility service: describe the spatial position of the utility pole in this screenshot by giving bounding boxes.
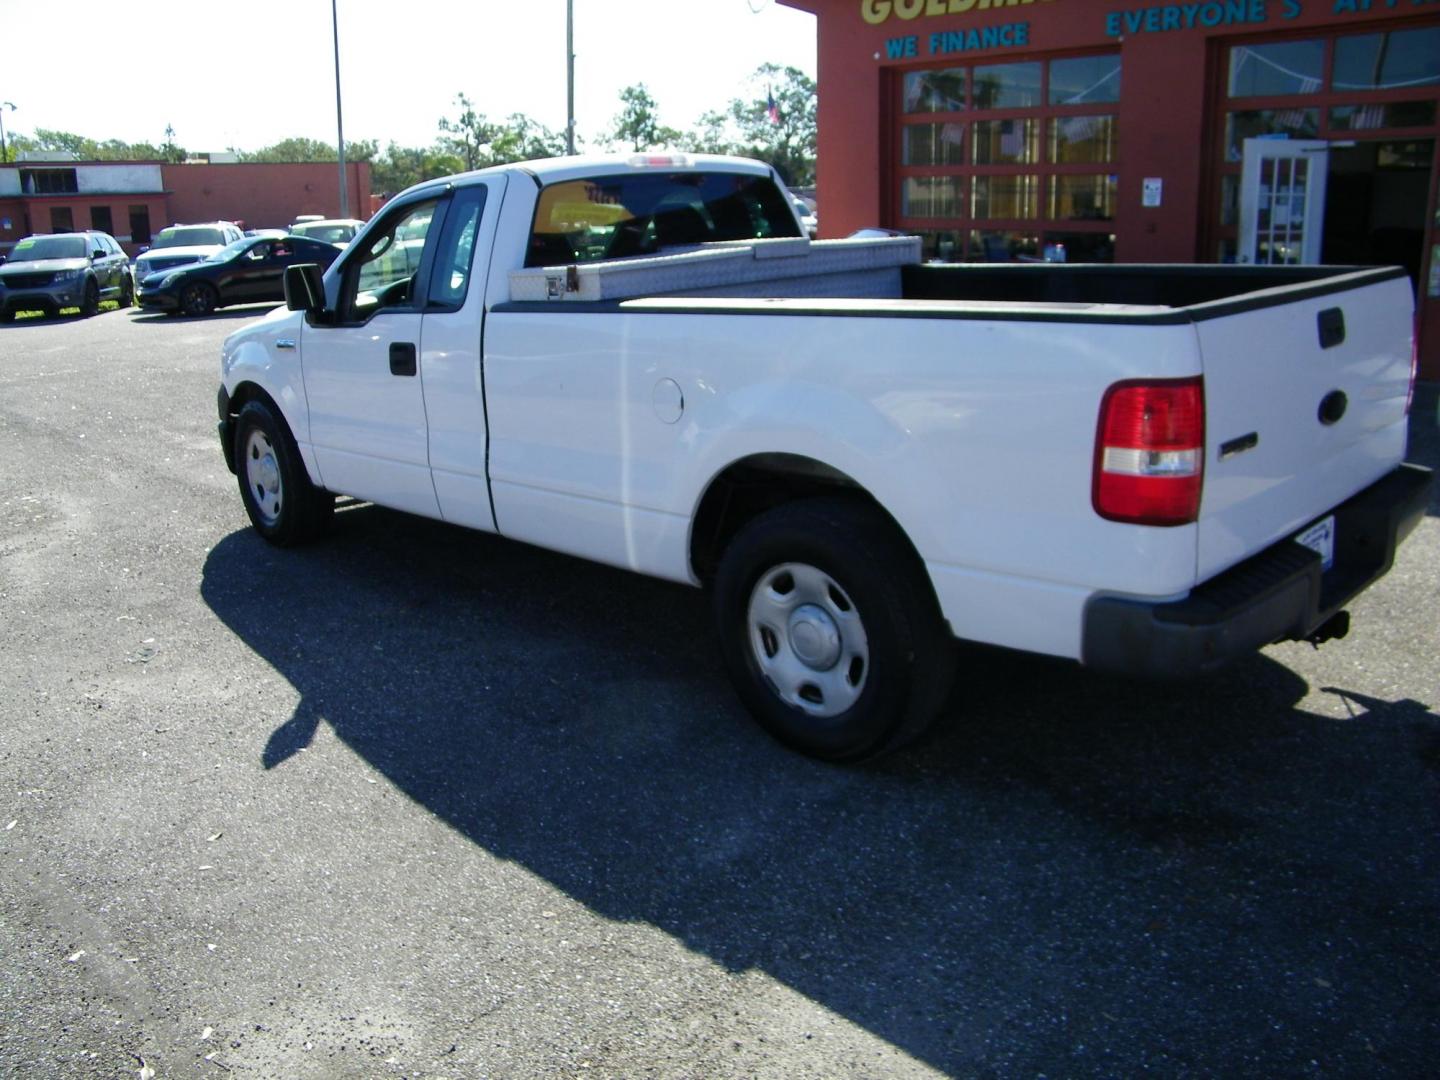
[332,0,350,217]
[566,0,576,155]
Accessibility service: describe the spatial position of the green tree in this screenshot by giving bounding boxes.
[241,137,341,163]
[487,113,566,164]
[727,64,816,186]
[677,109,738,156]
[438,94,566,171]
[371,142,463,196]
[608,84,681,152]
[160,124,186,163]
[437,93,498,171]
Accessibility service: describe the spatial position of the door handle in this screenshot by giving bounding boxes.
[389,342,417,377]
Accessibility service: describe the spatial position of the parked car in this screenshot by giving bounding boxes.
[132,222,244,286]
[139,234,342,315]
[244,228,289,239]
[216,153,1430,761]
[289,218,366,247]
[791,195,817,239]
[0,231,132,321]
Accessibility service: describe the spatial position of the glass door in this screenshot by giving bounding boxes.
[1238,138,1329,264]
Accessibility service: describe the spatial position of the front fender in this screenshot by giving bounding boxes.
[220,309,322,485]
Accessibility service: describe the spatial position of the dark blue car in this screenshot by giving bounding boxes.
[138,234,342,316]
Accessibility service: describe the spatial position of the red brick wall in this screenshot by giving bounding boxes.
[161,161,372,231]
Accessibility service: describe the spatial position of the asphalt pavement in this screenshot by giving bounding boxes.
[1,303,1437,1079]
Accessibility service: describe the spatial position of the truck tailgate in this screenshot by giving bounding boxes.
[1195,270,1414,582]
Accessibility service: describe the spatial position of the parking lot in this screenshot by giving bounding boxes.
[1,304,1437,1078]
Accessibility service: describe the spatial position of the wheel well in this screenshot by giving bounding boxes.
[225,381,282,424]
[690,454,907,586]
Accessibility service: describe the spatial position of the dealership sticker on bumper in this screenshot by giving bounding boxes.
[1296,515,1336,571]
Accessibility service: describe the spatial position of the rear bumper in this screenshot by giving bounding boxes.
[1082,463,1433,678]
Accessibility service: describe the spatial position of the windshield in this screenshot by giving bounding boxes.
[205,238,255,263]
[152,226,226,249]
[9,235,88,262]
[294,223,356,244]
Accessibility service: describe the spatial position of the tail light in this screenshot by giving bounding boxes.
[1093,377,1205,526]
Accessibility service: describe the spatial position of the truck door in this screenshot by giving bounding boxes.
[299,195,447,518]
[415,179,503,533]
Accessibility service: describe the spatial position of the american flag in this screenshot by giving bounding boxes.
[767,88,780,125]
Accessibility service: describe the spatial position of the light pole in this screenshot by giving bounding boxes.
[0,102,15,165]
[331,0,350,218]
[566,0,575,155]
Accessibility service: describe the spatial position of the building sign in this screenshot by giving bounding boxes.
[885,21,1033,55]
[863,0,1054,25]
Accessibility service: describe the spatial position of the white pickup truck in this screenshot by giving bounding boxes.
[216,153,1431,760]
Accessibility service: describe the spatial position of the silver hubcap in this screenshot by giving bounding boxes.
[244,429,282,526]
[746,562,869,718]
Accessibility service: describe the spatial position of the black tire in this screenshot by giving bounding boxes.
[0,309,13,324]
[713,496,954,762]
[79,278,100,317]
[180,282,217,316]
[119,276,134,309]
[233,399,333,546]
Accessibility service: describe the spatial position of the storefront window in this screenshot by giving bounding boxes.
[903,177,965,218]
[898,53,1120,261]
[1333,28,1440,91]
[1228,40,1325,97]
[969,230,1040,262]
[1224,108,1321,161]
[972,119,1038,165]
[1049,115,1118,163]
[1044,232,1115,263]
[904,123,966,166]
[973,62,1043,109]
[916,230,963,261]
[1049,55,1121,105]
[1330,101,1438,131]
[972,176,1039,220]
[905,68,967,113]
[1049,175,1117,221]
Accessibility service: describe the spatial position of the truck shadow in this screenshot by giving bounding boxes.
[200,507,1439,1075]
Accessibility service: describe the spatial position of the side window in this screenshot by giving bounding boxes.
[245,242,270,262]
[428,186,487,311]
[344,198,441,322]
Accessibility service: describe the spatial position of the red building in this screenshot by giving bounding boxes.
[0,159,370,258]
[780,0,1440,378]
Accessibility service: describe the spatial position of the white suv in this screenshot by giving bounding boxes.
[133,222,244,286]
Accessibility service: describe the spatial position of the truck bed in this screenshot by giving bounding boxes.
[506,237,1408,321]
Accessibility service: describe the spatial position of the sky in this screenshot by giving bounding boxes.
[2,0,817,156]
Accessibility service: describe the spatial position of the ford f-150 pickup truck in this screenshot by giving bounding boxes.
[216,153,1431,760]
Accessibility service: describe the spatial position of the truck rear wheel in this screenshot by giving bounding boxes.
[713,497,953,761]
[233,400,333,546]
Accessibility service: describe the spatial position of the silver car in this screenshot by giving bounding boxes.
[0,231,132,321]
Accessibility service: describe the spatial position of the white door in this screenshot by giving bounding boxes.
[1238,138,1329,265]
[301,195,445,518]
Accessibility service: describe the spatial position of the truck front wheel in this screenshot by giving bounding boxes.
[233,400,333,546]
[713,497,953,761]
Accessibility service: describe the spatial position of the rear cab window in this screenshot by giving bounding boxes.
[525,170,800,268]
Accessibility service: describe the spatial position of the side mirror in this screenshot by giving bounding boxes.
[284,263,325,313]
[92,249,106,260]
